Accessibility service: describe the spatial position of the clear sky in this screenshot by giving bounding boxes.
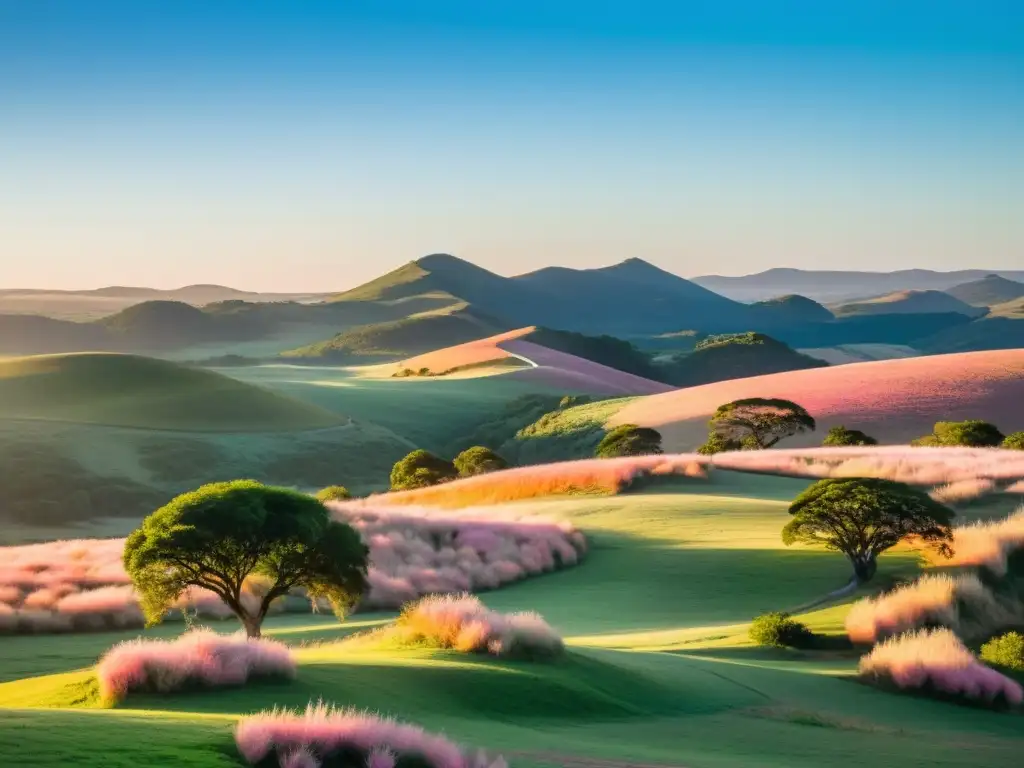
[2,1,1022,291]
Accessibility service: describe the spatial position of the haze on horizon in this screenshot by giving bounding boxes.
[2,1,1022,293]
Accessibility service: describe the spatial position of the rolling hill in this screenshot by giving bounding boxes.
[749,294,834,323]
[830,289,986,318]
[330,253,786,335]
[694,268,1024,303]
[654,332,829,387]
[918,298,1024,353]
[945,274,1024,307]
[0,353,344,432]
[606,349,1024,450]
[282,304,507,362]
[396,327,672,396]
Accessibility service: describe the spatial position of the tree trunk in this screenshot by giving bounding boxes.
[851,554,877,584]
[240,612,262,639]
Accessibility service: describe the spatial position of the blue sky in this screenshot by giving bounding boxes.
[1,1,1022,290]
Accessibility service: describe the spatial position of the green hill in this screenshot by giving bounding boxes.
[654,332,829,387]
[0,353,343,431]
[831,289,985,318]
[281,304,507,362]
[918,301,1024,353]
[751,294,834,323]
[945,274,1024,307]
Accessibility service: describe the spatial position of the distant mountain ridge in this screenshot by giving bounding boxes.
[830,289,986,318]
[694,268,1024,303]
[945,275,1024,307]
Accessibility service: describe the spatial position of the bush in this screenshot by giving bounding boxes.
[595,424,663,458]
[1003,432,1024,450]
[235,702,507,768]
[981,631,1024,671]
[822,425,878,447]
[315,485,352,502]
[453,446,508,477]
[748,611,814,648]
[97,629,296,703]
[390,450,458,491]
[859,628,1023,709]
[396,594,564,661]
[912,420,1005,448]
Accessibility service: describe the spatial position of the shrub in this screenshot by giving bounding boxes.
[822,426,878,447]
[315,485,352,502]
[235,702,507,768]
[595,424,663,458]
[396,594,564,660]
[1003,432,1024,451]
[748,612,814,648]
[453,446,508,477]
[912,420,1005,448]
[97,629,296,703]
[390,450,458,491]
[980,631,1024,671]
[859,628,1023,708]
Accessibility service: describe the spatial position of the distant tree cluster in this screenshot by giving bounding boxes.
[594,424,663,458]
[390,446,510,491]
[822,425,878,447]
[912,420,1006,448]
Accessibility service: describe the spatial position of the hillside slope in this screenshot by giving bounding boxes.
[831,289,985,318]
[608,349,1024,450]
[0,353,343,431]
[945,275,1024,307]
[919,301,1024,353]
[656,332,829,387]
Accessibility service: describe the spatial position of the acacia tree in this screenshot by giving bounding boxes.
[782,478,954,583]
[822,425,878,447]
[595,424,663,458]
[390,449,458,491]
[912,420,1005,448]
[707,398,815,449]
[123,480,368,638]
[453,446,509,477]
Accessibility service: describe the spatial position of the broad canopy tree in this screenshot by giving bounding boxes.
[707,398,815,450]
[123,480,369,638]
[782,478,954,583]
[390,449,459,491]
[912,420,1005,448]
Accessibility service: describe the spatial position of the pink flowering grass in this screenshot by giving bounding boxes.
[0,505,587,633]
[939,508,1024,574]
[235,701,508,768]
[845,574,1022,644]
[97,628,296,703]
[859,628,1023,709]
[395,594,564,660]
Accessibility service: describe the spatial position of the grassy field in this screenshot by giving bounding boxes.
[4,472,1021,767]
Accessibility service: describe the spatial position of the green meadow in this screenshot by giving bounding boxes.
[3,474,1021,768]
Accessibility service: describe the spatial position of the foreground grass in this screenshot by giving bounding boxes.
[2,475,1021,767]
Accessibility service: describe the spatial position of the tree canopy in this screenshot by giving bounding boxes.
[1001,432,1024,451]
[595,424,663,458]
[453,446,509,476]
[390,449,458,491]
[912,420,1006,448]
[123,480,368,637]
[822,425,878,447]
[782,478,954,583]
[707,398,815,449]
[315,485,352,502]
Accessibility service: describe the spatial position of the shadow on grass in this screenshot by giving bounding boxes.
[115,651,728,722]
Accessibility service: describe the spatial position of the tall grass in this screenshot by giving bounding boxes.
[0,504,587,633]
[859,628,1023,708]
[97,629,296,703]
[372,454,708,508]
[845,573,1022,644]
[394,594,564,660]
[235,702,507,768]
[939,508,1024,574]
